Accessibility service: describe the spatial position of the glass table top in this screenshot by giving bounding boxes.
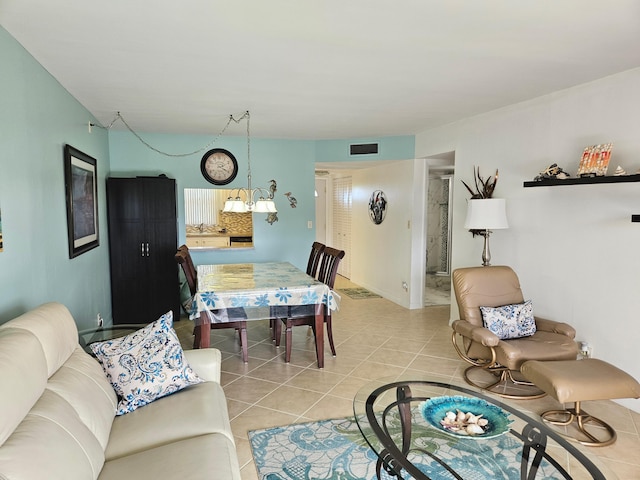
[353,375,615,480]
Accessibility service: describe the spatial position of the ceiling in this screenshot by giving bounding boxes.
[2,1,639,140]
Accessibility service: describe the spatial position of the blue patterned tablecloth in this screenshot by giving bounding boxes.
[190,262,339,323]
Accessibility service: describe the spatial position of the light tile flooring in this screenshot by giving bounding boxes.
[424,285,451,306]
[175,276,640,479]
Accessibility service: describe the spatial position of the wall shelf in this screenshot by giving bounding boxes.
[523,173,640,223]
[523,173,640,188]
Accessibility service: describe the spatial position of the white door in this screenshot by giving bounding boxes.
[332,176,352,278]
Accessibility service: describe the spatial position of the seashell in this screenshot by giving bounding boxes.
[440,408,491,435]
[466,424,485,435]
[614,166,626,176]
[466,414,478,424]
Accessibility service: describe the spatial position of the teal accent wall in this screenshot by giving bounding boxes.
[108,131,318,270]
[315,135,415,162]
[0,26,112,327]
[1,23,417,328]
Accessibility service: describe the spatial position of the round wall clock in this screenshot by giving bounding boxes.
[368,190,387,225]
[200,148,238,185]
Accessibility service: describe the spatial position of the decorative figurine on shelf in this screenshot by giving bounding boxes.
[533,163,571,181]
[577,143,613,177]
[284,192,297,208]
[614,166,627,176]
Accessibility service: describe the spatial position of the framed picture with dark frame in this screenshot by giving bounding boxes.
[64,144,99,258]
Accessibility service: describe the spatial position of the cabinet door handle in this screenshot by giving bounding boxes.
[141,243,145,257]
[146,243,150,257]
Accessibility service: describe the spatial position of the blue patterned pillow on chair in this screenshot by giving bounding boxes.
[479,300,536,340]
[90,311,202,415]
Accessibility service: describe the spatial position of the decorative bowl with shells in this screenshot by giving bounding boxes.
[419,395,513,439]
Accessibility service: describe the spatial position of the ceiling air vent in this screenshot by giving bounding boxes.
[350,143,378,155]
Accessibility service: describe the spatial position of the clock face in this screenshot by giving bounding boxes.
[200,148,238,185]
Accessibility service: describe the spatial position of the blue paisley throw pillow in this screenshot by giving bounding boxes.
[479,300,536,340]
[90,311,202,415]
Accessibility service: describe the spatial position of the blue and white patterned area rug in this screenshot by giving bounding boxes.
[249,415,560,480]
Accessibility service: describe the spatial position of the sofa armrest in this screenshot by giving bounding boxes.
[452,319,500,347]
[183,348,222,383]
[534,316,576,338]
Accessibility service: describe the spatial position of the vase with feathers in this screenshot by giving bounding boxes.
[462,167,499,237]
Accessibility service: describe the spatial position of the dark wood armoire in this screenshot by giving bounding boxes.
[106,176,179,324]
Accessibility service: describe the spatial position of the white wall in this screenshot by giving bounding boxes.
[350,160,423,308]
[416,68,640,412]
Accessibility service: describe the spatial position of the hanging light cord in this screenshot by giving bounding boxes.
[90,110,250,158]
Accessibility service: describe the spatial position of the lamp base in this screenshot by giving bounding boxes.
[481,230,492,266]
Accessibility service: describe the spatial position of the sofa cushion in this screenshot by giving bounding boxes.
[0,328,49,445]
[99,433,241,480]
[480,300,536,340]
[47,347,118,449]
[0,302,79,378]
[0,389,105,480]
[90,312,202,415]
[105,381,233,460]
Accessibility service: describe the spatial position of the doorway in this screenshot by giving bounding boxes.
[425,174,452,306]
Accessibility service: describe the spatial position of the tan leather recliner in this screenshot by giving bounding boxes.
[452,265,579,399]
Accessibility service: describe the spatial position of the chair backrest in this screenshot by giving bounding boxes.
[317,247,345,289]
[306,242,325,278]
[452,265,525,327]
[175,245,197,295]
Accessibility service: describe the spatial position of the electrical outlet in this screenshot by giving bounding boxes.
[579,341,592,359]
[402,281,408,292]
[97,313,103,327]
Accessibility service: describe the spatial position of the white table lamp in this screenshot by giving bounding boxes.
[464,198,509,266]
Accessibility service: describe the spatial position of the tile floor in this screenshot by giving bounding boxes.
[424,285,451,306]
[175,276,640,479]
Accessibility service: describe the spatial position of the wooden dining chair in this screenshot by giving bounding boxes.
[174,245,249,361]
[307,241,326,278]
[270,241,325,341]
[273,247,345,363]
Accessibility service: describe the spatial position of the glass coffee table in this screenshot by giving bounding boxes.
[353,376,615,479]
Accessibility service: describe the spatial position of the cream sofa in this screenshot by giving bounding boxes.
[0,302,241,480]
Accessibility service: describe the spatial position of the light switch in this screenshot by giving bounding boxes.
[307,221,313,229]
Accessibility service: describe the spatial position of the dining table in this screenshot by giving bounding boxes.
[189,262,340,367]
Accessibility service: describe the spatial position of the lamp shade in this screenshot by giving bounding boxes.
[464,198,509,230]
[254,199,277,213]
[224,197,248,213]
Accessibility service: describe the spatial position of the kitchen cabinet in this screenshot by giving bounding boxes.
[106,176,179,324]
[185,235,230,248]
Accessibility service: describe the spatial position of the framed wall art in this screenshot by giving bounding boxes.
[368,190,387,225]
[64,144,99,258]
